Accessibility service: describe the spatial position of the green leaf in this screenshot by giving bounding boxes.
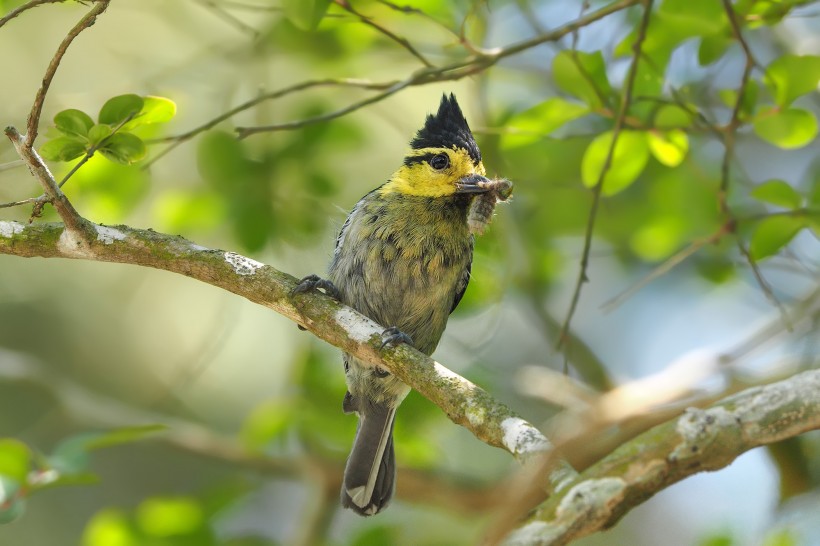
[83,424,166,450]
[552,50,612,109]
[197,131,273,251]
[50,425,165,475]
[0,477,25,524]
[659,0,726,33]
[698,34,732,66]
[718,80,759,119]
[123,96,177,130]
[654,104,695,129]
[616,0,724,57]
[630,216,685,261]
[698,531,735,546]
[82,508,137,546]
[764,54,820,107]
[136,497,203,537]
[0,439,30,482]
[39,136,88,162]
[762,529,799,546]
[283,0,331,31]
[502,98,589,148]
[648,130,689,167]
[351,525,397,546]
[750,215,807,260]
[753,108,818,149]
[750,180,803,209]
[87,124,113,146]
[99,133,147,164]
[98,94,144,126]
[54,109,94,137]
[49,436,91,475]
[581,130,650,196]
[740,0,796,27]
[240,400,294,451]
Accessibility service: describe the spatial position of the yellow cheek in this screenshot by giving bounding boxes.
[381,174,455,197]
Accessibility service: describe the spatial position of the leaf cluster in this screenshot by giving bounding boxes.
[40,95,176,165]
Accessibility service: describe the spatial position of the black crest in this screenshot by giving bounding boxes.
[410,94,481,165]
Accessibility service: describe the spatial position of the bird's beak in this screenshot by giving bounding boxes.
[454,174,492,194]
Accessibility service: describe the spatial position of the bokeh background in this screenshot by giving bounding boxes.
[0,0,819,545]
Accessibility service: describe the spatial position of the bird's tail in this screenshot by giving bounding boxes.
[341,399,397,516]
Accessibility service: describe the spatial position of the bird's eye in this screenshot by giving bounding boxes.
[429,154,449,170]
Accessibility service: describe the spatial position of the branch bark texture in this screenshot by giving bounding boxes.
[503,369,820,545]
[0,219,577,493]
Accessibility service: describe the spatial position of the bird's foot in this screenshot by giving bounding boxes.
[292,274,341,300]
[379,326,413,350]
[292,275,341,330]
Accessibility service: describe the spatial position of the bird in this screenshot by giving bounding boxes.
[295,93,508,516]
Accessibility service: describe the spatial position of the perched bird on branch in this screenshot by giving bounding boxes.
[296,93,511,515]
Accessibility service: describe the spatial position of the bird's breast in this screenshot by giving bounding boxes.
[329,194,473,354]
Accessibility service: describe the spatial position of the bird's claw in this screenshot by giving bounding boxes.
[379,326,413,350]
[292,274,341,300]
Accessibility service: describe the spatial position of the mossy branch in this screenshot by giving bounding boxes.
[0,219,577,495]
[501,369,820,545]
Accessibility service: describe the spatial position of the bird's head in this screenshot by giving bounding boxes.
[381,94,492,198]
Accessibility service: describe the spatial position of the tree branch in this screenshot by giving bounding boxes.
[719,0,788,322]
[228,0,641,138]
[334,0,433,67]
[501,369,820,545]
[24,0,111,147]
[0,0,66,30]
[0,219,577,493]
[558,0,653,349]
[4,127,92,236]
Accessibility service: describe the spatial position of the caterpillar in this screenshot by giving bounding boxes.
[468,178,513,235]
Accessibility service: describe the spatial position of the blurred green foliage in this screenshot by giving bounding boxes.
[1,0,819,545]
[0,427,163,525]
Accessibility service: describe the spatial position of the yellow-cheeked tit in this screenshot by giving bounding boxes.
[296,94,509,516]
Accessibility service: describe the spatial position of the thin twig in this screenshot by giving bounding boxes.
[193,0,259,36]
[738,239,791,326]
[235,0,640,138]
[0,0,66,30]
[236,79,417,138]
[334,0,433,67]
[377,0,461,39]
[143,78,396,168]
[0,196,45,210]
[601,223,731,312]
[719,0,756,216]
[721,0,789,323]
[557,0,653,350]
[25,0,111,148]
[571,0,591,50]
[216,0,282,12]
[0,160,25,173]
[514,0,548,35]
[5,127,90,236]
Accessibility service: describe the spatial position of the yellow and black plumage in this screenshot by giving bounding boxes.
[297,94,509,515]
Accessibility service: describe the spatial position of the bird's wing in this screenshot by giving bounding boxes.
[450,243,473,314]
